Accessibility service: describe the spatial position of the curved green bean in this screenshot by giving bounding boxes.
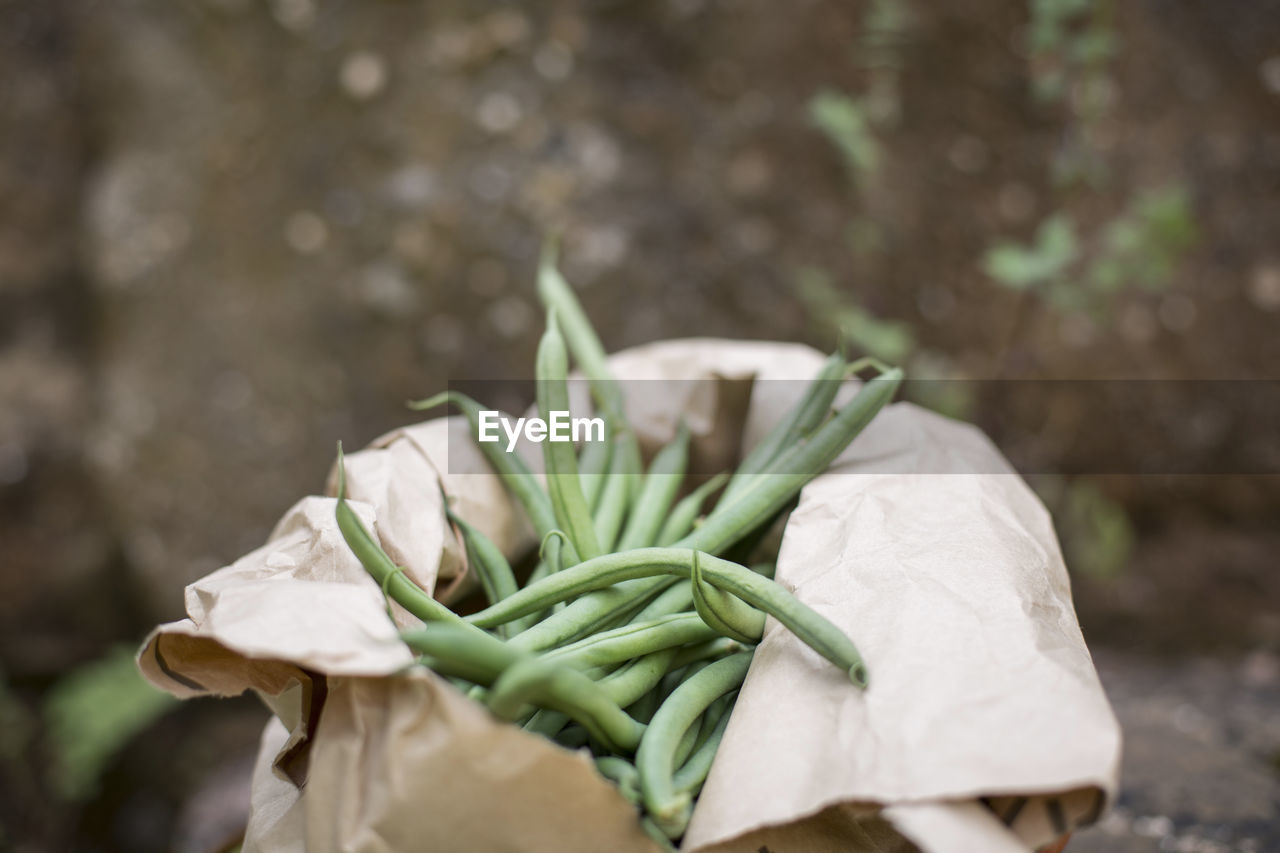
[487,656,561,720]
[641,816,679,851]
[334,444,465,627]
[689,550,765,645]
[597,648,678,708]
[448,511,519,637]
[637,652,753,836]
[595,756,641,804]
[672,692,736,794]
[464,547,866,687]
[401,623,645,752]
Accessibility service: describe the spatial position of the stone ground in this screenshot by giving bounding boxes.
[1073,651,1280,853]
[0,0,1277,849]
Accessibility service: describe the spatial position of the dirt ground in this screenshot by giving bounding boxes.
[0,0,1276,850]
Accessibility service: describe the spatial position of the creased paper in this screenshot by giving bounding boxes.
[683,403,1119,851]
[138,338,1120,853]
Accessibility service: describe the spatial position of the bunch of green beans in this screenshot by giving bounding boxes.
[335,253,902,849]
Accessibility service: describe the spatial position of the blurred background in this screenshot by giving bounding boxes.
[1,0,1278,850]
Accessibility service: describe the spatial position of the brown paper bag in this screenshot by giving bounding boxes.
[138,339,1120,853]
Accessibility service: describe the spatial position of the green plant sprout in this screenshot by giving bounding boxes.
[1028,0,1120,188]
[807,91,880,184]
[806,0,912,188]
[983,184,1196,318]
[796,267,914,365]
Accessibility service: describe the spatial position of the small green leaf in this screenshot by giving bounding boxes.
[983,214,1079,291]
[808,90,880,179]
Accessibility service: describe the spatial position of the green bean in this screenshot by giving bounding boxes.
[463,549,691,626]
[536,310,603,563]
[409,391,558,540]
[637,652,752,835]
[401,624,645,752]
[672,693,736,795]
[487,656,562,720]
[537,244,644,497]
[631,579,694,623]
[591,436,633,552]
[537,245,630,439]
[527,538,575,620]
[578,431,612,510]
[668,638,745,671]
[415,654,491,687]
[402,623,516,677]
[504,574,665,653]
[526,557,552,586]
[491,660,616,720]
[615,423,690,551]
[543,613,719,669]
[554,724,590,749]
[657,662,700,706]
[334,443,465,627]
[689,551,765,645]
[672,709,701,769]
[572,584,668,640]
[597,648,679,708]
[656,472,728,547]
[700,555,867,686]
[617,432,645,502]
[641,817,679,852]
[523,708,569,739]
[595,756,642,804]
[539,529,575,574]
[466,547,867,686]
[448,511,520,637]
[690,693,732,755]
[626,687,661,725]
[720,351,847,506]
[519,553,559,629]
[845,355,896,376]
[684,366,902,556]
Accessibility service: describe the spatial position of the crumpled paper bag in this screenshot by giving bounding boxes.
[138,338,1120,853]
